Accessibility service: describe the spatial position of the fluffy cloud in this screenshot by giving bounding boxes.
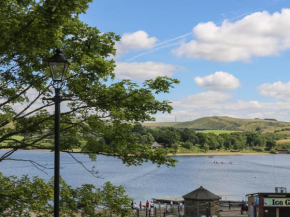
[116,31,157,56]
[154,91,290,122]
[258,81,290,100]
[173,91,232,109]
[194,71,241,90]
[173,9,290,62]
[114,62,177,80]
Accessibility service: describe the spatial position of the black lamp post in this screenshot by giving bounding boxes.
[47,49,69,217]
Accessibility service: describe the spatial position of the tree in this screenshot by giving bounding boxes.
[155,127,181,147]
[255,126,262,133]
[203,143,209,153]
[0,0,178,164]
[179,128,196,142]
[0,0,178,214]
[266,140,276,150]
[196,133,208,147]
[0,173,132,217]
[182,140,193,150]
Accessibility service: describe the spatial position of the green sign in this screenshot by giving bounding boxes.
[264,198,290,207]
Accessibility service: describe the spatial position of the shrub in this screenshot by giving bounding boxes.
[253,146,264,152]
[182,141,193,150]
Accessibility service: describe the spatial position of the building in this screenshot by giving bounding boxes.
[182,186,220,217]
[247,192,290,217]
[151,141,164,149]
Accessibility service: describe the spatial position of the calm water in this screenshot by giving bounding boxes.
[1,151,290,202]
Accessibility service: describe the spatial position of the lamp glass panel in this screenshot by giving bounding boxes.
[49,62,65,81]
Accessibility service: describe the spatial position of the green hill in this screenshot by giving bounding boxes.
[146,116,290,132]
[142,122,179,128]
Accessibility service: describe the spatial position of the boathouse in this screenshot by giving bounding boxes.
[182,186,220,217]
[151,141,163,149]
[247,192,290,217]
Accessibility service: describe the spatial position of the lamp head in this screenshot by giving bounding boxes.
[47,49,69,84]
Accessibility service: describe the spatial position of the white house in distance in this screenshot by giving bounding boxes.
[151,141,164,149]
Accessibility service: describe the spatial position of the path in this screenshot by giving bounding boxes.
[220,207,248,217]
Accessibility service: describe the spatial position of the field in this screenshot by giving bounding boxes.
[1,135,24,147]
[142,122,179,128]
[143,116,290,132]
[195,130,239,135]
[276,139,290,144]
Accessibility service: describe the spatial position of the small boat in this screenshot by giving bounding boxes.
[208,156,213,158]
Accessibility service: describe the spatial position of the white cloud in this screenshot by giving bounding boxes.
[114,62,177,80]
[173,91,232,109]
[194,71,241,90]
[116,31,158,56]
[154,90,290,122]
[173,9,290,62]
[258,81,290,100]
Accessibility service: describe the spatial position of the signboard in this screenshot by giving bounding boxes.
[254,196,259,205]
[264,198,290,207]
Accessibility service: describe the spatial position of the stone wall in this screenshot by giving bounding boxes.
[184,199,219,217]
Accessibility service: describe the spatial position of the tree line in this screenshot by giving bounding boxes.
[127,124,283,153]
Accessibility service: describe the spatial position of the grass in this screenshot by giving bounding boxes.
[1,135,24,146]
[195,130,239,135]
[142,122,179,128]
[172,116,290,132]
[276,139,290,144]
[276,131,290,135]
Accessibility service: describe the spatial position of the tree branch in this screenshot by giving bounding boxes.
[2,158,54,175]
[67,152,103,179]
[0,84,32,108]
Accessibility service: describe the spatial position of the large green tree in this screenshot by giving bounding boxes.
[0,0,178,215]
[0,173,132,217]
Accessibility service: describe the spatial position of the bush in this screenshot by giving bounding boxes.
[182,141,193,150]
[171,143,179,153]
[270,149,276,154]
[252,146,264,152]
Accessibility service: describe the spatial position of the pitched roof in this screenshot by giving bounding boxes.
[182,186,221,201]
[151,141,163,148]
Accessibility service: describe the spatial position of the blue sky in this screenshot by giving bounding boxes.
[80,0,290,122]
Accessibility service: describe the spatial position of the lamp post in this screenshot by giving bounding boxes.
[47,49,69,217]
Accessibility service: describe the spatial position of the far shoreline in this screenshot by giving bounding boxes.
[168,152,270,156]
[0,149,272,156]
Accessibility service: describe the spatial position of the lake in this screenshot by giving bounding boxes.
[1,151,290,203]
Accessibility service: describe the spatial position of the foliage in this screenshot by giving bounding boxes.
[182,141,193,150]
[0,0,179,163]
[0,173,132,217]
[252,146,265,152]
[0,0,179,214]
[136,126,279,153]
[172,116,290,132]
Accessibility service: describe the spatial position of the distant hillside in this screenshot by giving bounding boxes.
[145,116,290,132]
[142,122,179,128]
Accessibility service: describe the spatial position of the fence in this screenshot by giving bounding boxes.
[134,204,184,217]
